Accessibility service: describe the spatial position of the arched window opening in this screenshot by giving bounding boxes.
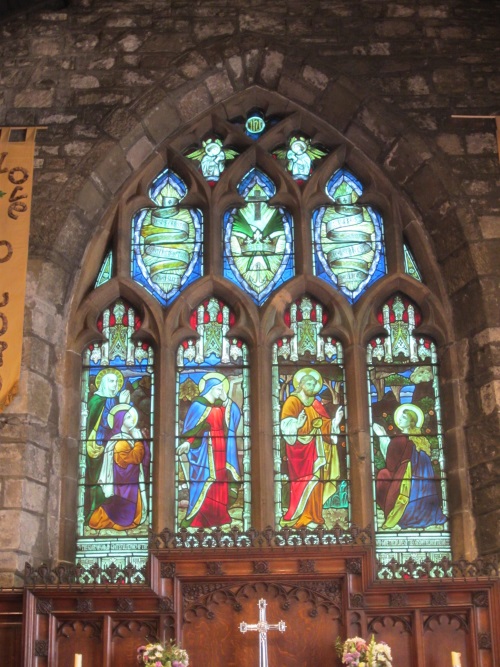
[175,298,251,532]
[272,296,348,532]
[77,299,154,572]
[367,294,450,563]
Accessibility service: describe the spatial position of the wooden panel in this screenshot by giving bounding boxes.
[111,619,159,667]
[368,615,413,667]
[55,620,103,667]
[182,583,343,667]
[0,623,22,666]
[423,613,470,667]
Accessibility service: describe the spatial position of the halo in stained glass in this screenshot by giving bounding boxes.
[367,294,450,564]
[131,168,203,306]
[175,298,251,533]
[313,169,386,302]
[223,168,294,305]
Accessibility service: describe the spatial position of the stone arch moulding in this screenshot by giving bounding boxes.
[53,67,476,564]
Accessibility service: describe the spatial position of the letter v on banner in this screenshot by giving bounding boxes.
[0,127,44,411]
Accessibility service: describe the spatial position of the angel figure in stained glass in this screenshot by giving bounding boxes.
[186,138,238,183]
[273,135,327,181]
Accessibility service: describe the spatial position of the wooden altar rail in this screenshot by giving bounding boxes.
[1,544,499,667]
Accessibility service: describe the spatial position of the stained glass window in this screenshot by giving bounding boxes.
[223,168,294,305]
[272,135,328,183]
[77,299,154,570]
[95,249,113,288]
[272,296,349,531]
[175,298,251,532]
[185,137,238,185]
[403,243,423,282]
[367,294,450,563]
[313,169,386,302]
[131,168,203,305]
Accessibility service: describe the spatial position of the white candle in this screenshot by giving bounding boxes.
[451,652,461,667]
[74,654,83,667]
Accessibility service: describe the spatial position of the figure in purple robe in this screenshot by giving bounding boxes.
[88,405,150,531]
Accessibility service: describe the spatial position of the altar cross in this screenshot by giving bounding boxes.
[240,599,286,667]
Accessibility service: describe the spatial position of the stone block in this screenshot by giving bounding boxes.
[317,78,364,133]
[436,133,463,155]
[239,13,286,35]
[194,20,235,41]
[75,179,106,220]
[178,52,209,79]
[406,162,449,211]
[4,478,47,512]
[143,97,181,144]
[178,85,212,122]
[22,334,52,377]
[407,75,429,95]
[118,34,142,52]
[479,381,500,416]
[70,74,100,89]
[302,66,328,91]
[27,259,71,312]
[205,72,234,103]
[476,507,500,554]
[375,19,415,37]
[14,89,54,108]
[277,76,316,107]
[432,67,468,93]
[345,121,383,161]
[126,135,154,170]
[260,50,284,88]
[0,443,26,476]
[92,144,132,195]
[383,135,432,183]
[465,132,497,155]
[479,216,500,240]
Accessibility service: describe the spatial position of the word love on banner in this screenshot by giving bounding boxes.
[0,127,42,411]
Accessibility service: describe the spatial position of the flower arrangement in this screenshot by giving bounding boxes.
[336,635,392,667]
[137,641,189,667]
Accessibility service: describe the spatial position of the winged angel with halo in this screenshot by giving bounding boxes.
[186,138,238,184]
[273,135,327,181]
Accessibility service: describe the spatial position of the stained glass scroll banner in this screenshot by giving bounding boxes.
[223,168,294,305]
[175,298,251,533]
[131,168,203,306]
[313,169,386,302]
[272,296,349,532]
[367,294,450,563]
[76,299,154,570]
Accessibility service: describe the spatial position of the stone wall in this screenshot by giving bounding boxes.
[0,0,499,585]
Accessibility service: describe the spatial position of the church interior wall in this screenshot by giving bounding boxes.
[0,0,499,588]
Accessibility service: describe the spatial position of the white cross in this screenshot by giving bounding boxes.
[240,599,286,667]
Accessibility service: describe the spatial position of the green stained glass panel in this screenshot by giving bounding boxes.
[272,296,349,531]
[403,243,423,282]
[95,249,113,288]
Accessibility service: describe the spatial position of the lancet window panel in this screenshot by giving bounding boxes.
[367,294,450,564]
[272,296,349,532]
[76,299,154,571]
[175,298,251,533]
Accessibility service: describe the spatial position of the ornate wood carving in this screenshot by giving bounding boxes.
[116,598,135,613]
[112,619,158,642]
[183,580,342,622]
[389,593,408,608]
[430,591,448,606]
[57,620,102,641]
[253,561,270,574]
[368,615,413,635]
[298,559,316,573]
[423,613,469,633]
[34,640,48,657]
[36,598,53,615]
[472,590,489,607]
[346,558,362,574]
[478,633,492,650]
[158,596,174,613]
[76,598,94,613]
[350,593,365,609]
[160,562,176,579]
[206,561,224,576]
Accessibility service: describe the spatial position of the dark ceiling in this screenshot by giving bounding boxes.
[0,0,69,21]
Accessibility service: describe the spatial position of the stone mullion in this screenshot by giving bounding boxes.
[152,328,176,533]
[206,193,223,277]
[344,342,373,530]
[249,339,276,531]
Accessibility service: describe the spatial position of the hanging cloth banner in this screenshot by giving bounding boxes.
[0,127,41,412]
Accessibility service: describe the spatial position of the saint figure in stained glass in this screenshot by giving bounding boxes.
[185,137,238,185]
[176,298,251,532]
[367,294,449,562]
[313,169,386,302]
[223,169,294,304]
[273,135,327,182]
[131,169,202,305]
[273,297,349,531]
